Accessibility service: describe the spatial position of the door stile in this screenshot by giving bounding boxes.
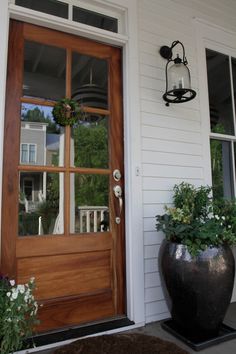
[64,48,72,236]
[1,21,24,277]
[110,47,125,314]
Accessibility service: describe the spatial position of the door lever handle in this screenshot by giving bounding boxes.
[113,185,123,224]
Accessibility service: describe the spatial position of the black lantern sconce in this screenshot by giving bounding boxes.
[160,40,196,106]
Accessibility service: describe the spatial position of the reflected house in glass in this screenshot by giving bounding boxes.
[19,121,61,231]
[20,121,49,211]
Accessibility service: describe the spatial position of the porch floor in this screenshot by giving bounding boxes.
[35,302,236,354]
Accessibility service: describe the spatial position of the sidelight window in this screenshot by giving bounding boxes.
[206,48,236,199]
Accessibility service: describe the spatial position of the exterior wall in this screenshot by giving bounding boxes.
[138,0,236,323]
[1,0,236,333]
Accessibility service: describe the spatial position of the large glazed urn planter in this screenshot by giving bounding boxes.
[160,240,235,337]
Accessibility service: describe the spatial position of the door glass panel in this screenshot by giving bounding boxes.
[73,6,118,33]
[206,49,234,135]
[210,139,233,200]
[71,114,109,168]
[24,41,66,100]
[19,172,64,236]
[70,174,109,233]
[71,52,108,109]
[20,103,64,166]
[16,0,68,18]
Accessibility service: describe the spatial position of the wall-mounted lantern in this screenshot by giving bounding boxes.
[160,40,196,106]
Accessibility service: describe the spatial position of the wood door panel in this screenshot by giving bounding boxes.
[18,250,112,300]
[37,291,114,332]
[16,233,112,258]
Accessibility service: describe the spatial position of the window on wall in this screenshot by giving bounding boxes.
[206,48,236,199]
[20,143,37,164]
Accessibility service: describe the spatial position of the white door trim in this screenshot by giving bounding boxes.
[0,0,145,326]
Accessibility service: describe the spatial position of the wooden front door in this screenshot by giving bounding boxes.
[1,20,125,332]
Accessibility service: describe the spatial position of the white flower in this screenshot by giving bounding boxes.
[9,279,15,286]
[215,215,220,220]
[11,291,18,300]
[17,284,25,294]
[7,318,12,322]
[222,216,226,220]
[6,292,11,297]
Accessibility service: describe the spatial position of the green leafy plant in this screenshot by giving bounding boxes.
[0,275,39,354]
[156,182,236,256]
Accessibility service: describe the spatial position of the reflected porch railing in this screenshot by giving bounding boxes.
[78,206,109,233]
[38,206,109,235]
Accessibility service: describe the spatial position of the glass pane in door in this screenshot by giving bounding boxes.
[71,52,108,109]
[20,103,65,166]
[23,41,66,100]
[70,173,109,233]
[19,172,64,236]
[70,114,109,168]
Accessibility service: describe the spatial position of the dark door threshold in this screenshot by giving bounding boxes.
[162,319,236,351]
[27,316,134,349]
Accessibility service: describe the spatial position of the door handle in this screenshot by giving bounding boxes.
[113,185,123,224]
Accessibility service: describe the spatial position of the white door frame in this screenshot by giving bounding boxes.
[0,0,145,326]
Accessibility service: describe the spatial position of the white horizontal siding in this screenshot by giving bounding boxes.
[145,271,161,288]
[143,177,204,192]
[138,0,236,323]
[142,137,203,155]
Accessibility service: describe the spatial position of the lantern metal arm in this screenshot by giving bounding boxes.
[160,40,187,64]
[160,40,196,106]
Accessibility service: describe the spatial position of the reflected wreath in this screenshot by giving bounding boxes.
[52,98,82,126]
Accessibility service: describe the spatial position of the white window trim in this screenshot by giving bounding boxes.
[9,1,128,46]
[194,17,236,302]
[11,0,126,33]
[0,0,145,330]
[194,18,236,186]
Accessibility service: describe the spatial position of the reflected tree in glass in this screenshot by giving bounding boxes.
[71,114,109,168]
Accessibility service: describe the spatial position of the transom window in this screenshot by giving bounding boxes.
[14,0,119,33]
[206,48,236,199]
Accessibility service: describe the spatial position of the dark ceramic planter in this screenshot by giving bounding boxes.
[160,240,235,337]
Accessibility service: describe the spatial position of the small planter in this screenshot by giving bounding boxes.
[160,240,235,337]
